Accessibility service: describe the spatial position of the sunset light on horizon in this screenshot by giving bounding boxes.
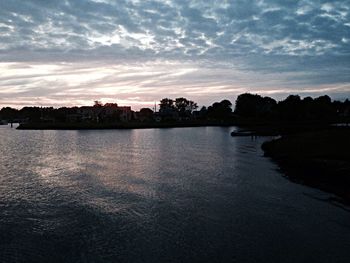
[1,0,349,109]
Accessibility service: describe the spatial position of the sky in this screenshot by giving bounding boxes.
[0,0,349,109]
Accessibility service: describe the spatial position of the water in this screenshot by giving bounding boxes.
[0,125,349,262]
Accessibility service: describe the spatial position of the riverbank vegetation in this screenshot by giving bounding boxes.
[0,93,349,129]
[262,127,350,204]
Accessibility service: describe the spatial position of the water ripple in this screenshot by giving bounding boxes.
[0,127,349,262]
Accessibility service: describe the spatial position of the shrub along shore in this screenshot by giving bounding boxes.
[262,127,350,205]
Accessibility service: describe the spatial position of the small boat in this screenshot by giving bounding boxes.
[231,130,256,137]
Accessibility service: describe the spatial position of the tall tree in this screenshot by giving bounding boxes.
[207,99,233,120]
[159,98,175,111]
[174,97,198,114]
[235,93,276,118]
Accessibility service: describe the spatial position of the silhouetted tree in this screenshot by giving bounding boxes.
[159,98,175,111]
[207,99,233,120]
[333,99,350,118]
[1,94,348,125]
[139,108,154,122]
[140,108,153,115]
[276,95,302,121]
[52,107,78,122]
[19,107,42,121]
[313,95,335,119]
[0,107,19,121]
[174,97,198,117]
[193,106,208,120]
[234,93,276,118]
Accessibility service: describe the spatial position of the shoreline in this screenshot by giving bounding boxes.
[17,120,337,131]
[262,127,350,205]
[16,121,240,130]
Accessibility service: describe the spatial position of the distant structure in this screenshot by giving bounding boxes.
[72,103,133,123]
[1,94,349,126]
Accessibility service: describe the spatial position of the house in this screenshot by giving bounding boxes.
[118,106,132,122]
[77,106,100,122]
[68,103,134,123]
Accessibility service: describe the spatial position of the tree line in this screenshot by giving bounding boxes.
[0,93,349,123]
[234,93,350,122]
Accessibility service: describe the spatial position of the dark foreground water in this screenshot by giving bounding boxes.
[0,125,349,263]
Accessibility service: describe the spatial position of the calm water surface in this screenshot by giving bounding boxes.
[0,125,349,262]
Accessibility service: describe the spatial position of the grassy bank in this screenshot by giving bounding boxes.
[262,127,350,204]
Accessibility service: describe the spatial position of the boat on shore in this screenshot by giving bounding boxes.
[231,130,256,137]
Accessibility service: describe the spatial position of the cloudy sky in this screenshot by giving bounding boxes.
[0,0,349,109]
